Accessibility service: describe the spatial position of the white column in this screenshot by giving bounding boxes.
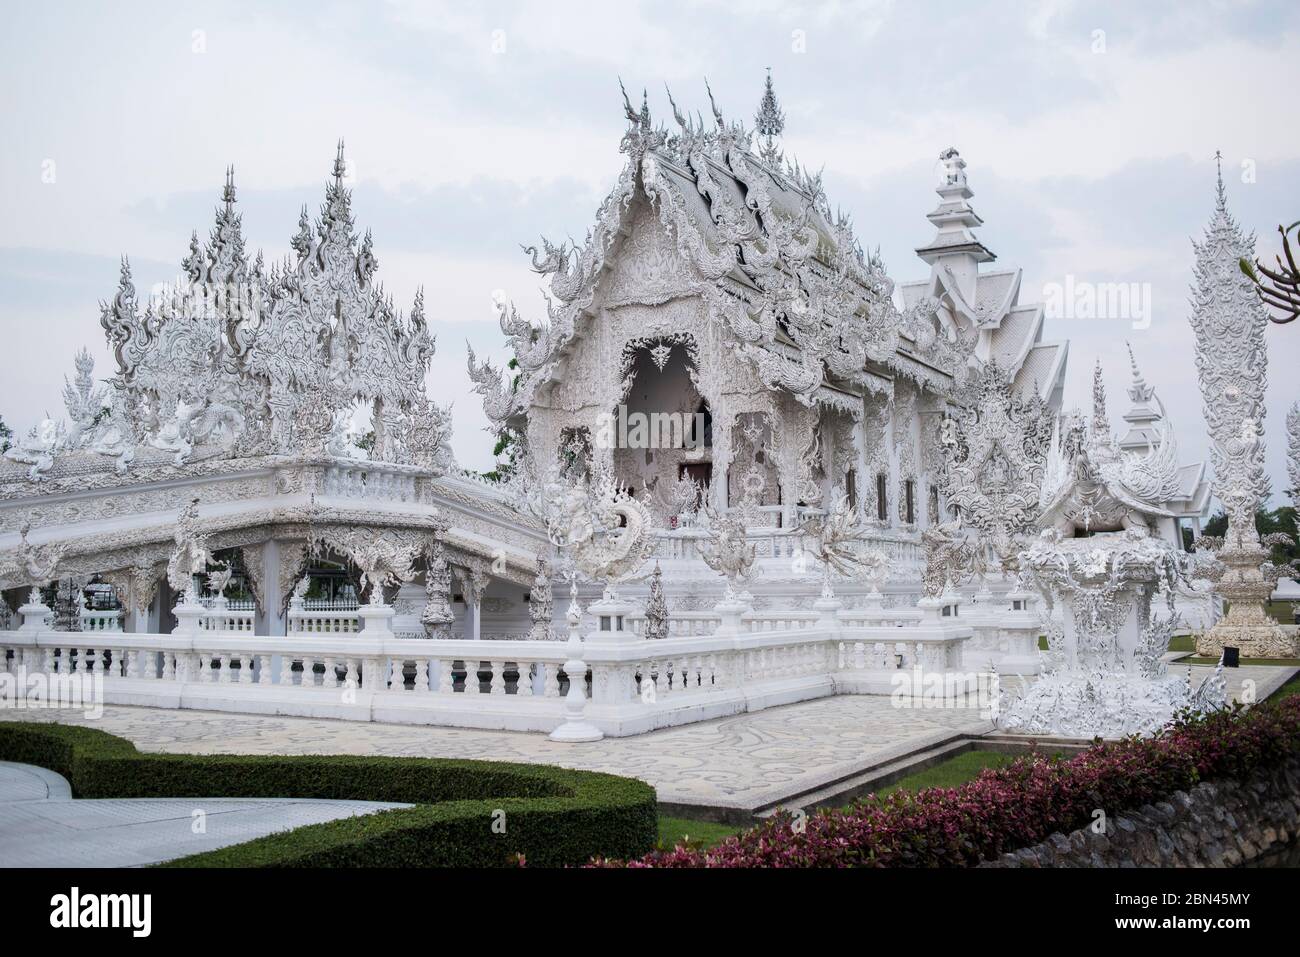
[256,540,289,682]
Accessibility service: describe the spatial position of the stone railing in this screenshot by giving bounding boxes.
[77,608,123,633]
[198,598,256,634]
[648,526,925,571]
[0,592,1031,739]
[287,596,361,636]
[322,461,421,504]
[624,611,722,637]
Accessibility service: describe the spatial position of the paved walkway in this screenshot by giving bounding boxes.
[7,699,995,816]
[4,661,1288,823]
[0,761,407,868]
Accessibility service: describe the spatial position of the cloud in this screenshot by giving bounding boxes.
[1,0,1297,487]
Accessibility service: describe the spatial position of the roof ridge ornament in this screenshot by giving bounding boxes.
[333,139,347,185]
[1214,148,1226,212]
[754,68,785,167]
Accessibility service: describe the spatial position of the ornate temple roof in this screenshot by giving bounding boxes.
[898,150,1067,407]
[470,75,1025,435]
[1,144,452,493]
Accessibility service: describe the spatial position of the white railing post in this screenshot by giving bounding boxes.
[549,585,603,742]
[18,589,52,633]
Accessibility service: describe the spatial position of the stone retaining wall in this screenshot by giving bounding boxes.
[982,757,1300,868]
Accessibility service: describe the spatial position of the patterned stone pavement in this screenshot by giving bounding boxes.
[6,660,1289,818]
[7,698,995,814]
[0,760,407,868]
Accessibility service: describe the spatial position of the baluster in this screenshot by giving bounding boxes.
[543,662,560,698]
[238,655,253,684]
[489,661,504,695]
[300,656,315,687]
[322,656,338,689]
[344,658,358,691]
[389,658,404,691]
[279,655,294,685]
[255,654,270,685]
[414,658,430,692]
[514,661,532,696]
[437,658,454,694]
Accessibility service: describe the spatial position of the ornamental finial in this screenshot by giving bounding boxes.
[222,165,236,207]
[755,68,785,166]
[755,67,784,138]
[1092,358,1111,439]
[333,139,347,184]
[1126,341,1155,405]
[1214,149,1226,211]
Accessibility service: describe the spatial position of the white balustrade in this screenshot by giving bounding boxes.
[0,590,977,736]
[78,608,124,633]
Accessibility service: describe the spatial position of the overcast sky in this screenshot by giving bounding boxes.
[2,0,1297,505]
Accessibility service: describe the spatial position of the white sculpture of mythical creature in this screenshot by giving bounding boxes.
[651,472,703,526]
[150,401,195,465]
[796,490,888,599]
[325,409,369,461]
[205,562,234,598]
[527,556,556,641]
[466,344,520,428]
[3,419,64,482]
[61,348,107,449]
[166,499,211,597]
[0,524,67,590]
[521,456,654,592]
[184,400,246,455]
[919,519,977,598]
[698,501,757,601]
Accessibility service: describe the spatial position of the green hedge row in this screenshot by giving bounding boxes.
[0,721,657,867]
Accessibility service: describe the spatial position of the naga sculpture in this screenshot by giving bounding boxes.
[796,490,889,599]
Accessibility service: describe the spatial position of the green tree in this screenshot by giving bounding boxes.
[0,416,11,454]
[1203,506,1299,567]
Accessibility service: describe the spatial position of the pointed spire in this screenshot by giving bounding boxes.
[1091,358,1113,448]
[1214,149,1226,211]
[754,68,785,167]
[916,147,994,267]
[1126,340,1153,401]
[333,139,347,184]
[755,68,784,137]
[1119,343,1161,452]
[222,165,237,208]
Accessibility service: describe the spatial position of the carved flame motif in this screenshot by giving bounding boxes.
[84,145,450,478]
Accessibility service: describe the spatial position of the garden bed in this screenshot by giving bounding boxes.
[0,722,657,867]
[596,696,1300,867]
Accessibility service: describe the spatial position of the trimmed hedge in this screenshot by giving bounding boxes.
[0,722,656,867]
[596,696,1300,867]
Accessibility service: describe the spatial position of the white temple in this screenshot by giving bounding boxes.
[0,77,1260,741]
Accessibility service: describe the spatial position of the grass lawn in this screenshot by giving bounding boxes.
[657,816,742,851]
[1183,657,1300,667]
[658,749,1065,850]
[1268,670,1300,701]
[872,750,1041,798]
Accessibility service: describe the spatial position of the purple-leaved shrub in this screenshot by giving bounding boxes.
[593,696,1300,868]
